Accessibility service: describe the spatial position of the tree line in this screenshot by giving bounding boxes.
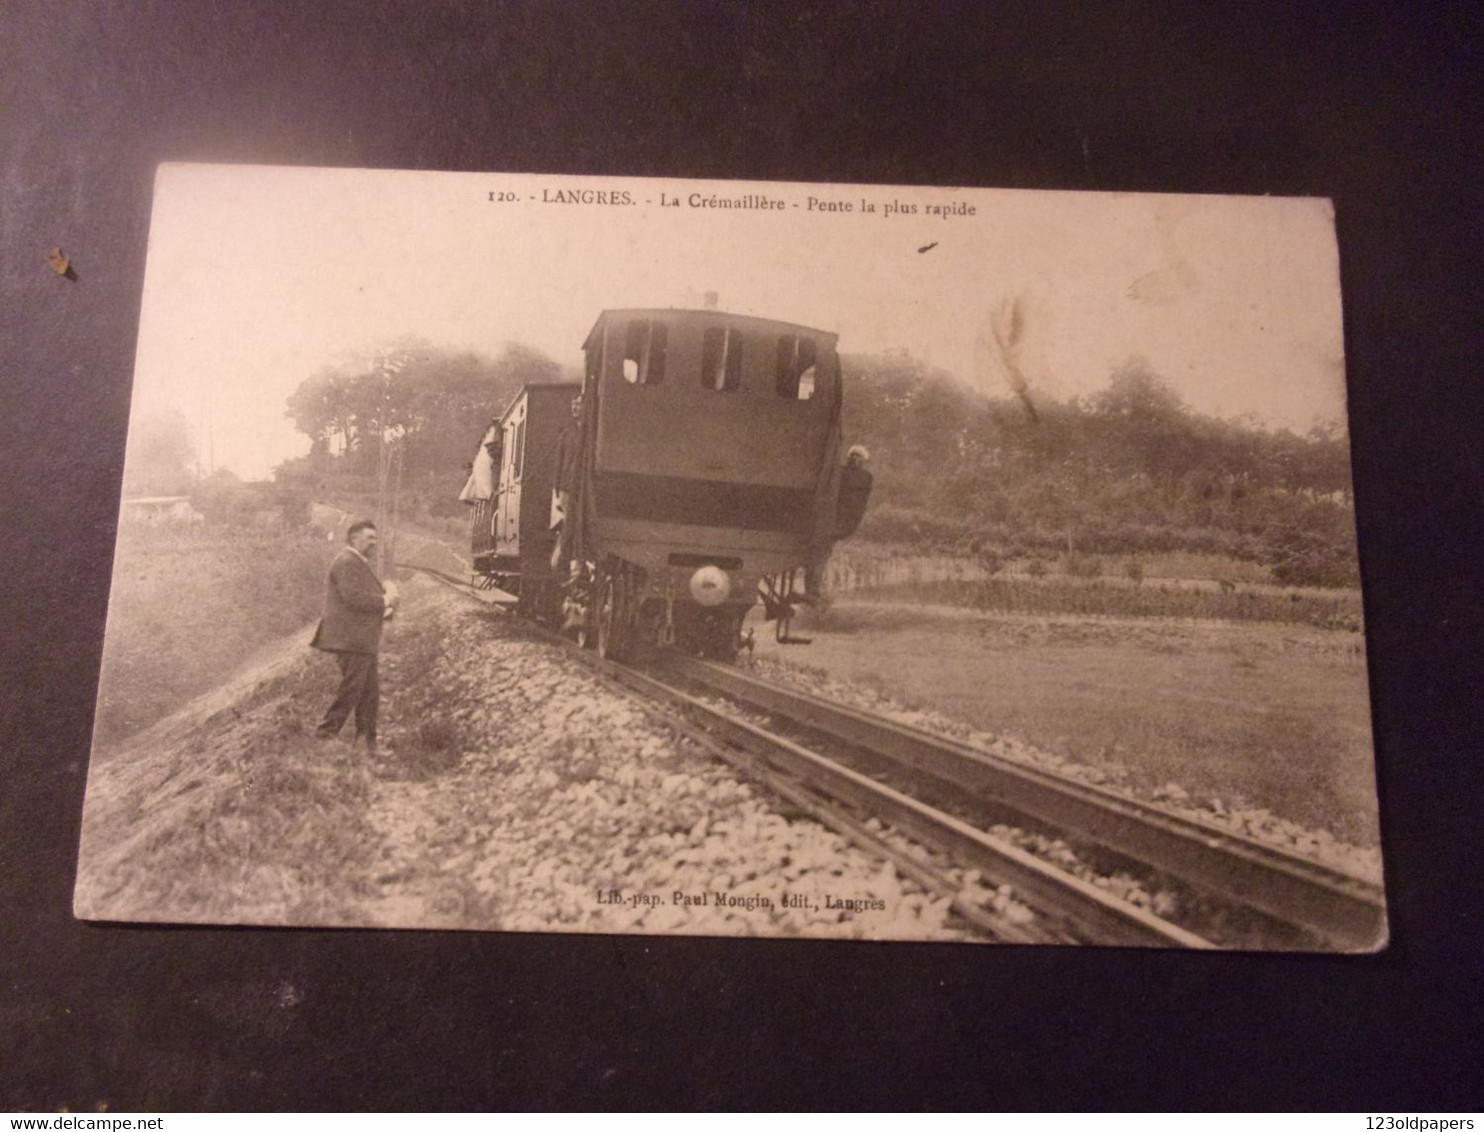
[121,339,1360,586]
[278,338,565,502]
[841,351,1357,585]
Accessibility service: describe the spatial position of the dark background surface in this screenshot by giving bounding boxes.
[2,0,1481,1111]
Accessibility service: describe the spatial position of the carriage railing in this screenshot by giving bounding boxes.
[470,497,497,559]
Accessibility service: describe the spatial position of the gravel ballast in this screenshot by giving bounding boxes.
[366,581,986,939]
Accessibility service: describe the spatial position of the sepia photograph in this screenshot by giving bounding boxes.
[74,164,1384,950]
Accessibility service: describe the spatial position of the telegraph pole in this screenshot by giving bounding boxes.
[373,349,406,579]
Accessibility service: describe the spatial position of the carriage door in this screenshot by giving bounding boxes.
[497,399,527,555]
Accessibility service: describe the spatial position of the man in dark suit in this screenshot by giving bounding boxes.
[311,519,398,749]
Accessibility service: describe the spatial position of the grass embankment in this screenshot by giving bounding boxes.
[75,653,380,923]
[76,577,473,925]
[94,528,333,745]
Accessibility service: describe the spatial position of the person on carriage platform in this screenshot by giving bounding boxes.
[549,394,585,571]
[457,419,502,505]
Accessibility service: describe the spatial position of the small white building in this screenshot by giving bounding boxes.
[120,496,205,526]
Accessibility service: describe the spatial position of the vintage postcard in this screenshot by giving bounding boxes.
[75,165,1384,949]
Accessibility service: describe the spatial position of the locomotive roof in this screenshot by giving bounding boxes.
[582,309,838,352]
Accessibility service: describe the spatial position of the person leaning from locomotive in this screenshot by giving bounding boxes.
[804,444,873,601]
[311,519,399,750]
[836,444,873,538]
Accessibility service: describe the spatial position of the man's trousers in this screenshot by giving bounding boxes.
[317,650,379,744]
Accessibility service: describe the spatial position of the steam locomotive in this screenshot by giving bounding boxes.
[463,309,872,660]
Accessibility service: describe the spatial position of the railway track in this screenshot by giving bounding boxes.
[600,655,1213,947]
[410,566,1386,949]
[650,654,1388,951]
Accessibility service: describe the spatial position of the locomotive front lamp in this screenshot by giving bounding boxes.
[689,565,732,606]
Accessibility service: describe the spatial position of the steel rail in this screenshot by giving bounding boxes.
[617,691,1051,944]
[658,654,1388,951]
[595,661,1214,949]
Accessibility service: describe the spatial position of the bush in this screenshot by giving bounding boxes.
[278,491,312,529]
[1269,526,1362,589]
[1065,553,1103,579]
[849,474,1356,581]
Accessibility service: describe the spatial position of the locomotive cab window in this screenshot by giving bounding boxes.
[776,335,818,400]
[701,326,743,392]
[621,319,667,385]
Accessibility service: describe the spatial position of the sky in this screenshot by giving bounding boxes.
[128,164,1348,481]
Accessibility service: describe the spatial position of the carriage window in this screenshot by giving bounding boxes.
[621,319,667,384]
[701,327,743,392]
[776,336,818,399]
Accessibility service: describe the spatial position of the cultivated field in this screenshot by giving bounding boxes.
[93,527,333,746]
[751,596,1378,848]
